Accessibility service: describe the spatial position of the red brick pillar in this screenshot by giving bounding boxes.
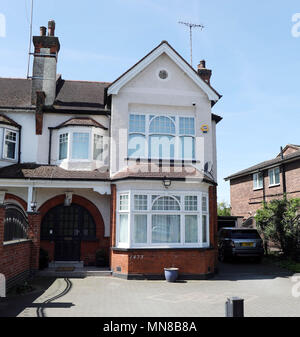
[0,206,5,253]
[209,185,218,247]
[27,212,42,272]
[110,184,117,268]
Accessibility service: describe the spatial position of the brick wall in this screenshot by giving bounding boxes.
[230,159,300,220]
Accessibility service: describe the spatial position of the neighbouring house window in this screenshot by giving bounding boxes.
[59,133,68,160]
[269,167,280,186]
[3,129,17,160]
[93,134,103,161]
[128,114,195,160]
[72,133,89,159]
[118,192,209,248]
[253,172,263,189]
[4,205,28,242]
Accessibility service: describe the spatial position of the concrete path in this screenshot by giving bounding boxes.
[0,261,299,317]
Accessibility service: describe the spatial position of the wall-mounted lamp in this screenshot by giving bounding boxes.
[162,177,172,189]
[64,192,73,207]
[30,201,37,212]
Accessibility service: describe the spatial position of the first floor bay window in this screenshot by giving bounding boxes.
[117,191,209,248]
[3,129,18,160]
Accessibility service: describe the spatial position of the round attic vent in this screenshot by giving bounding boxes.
[158,69,168,80]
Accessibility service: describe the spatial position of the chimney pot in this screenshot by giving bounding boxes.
[40,26,47,36]
[198,60,206,69]
[197,60,212,84]
[48,19,56,36]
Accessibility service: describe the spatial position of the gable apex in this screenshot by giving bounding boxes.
[107,41,221,103]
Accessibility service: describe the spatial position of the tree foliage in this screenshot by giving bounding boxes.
[217,201,231,216]
[255,197,300,257]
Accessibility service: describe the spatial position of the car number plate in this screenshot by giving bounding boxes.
[241,242,253,247]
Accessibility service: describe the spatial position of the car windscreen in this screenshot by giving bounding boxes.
[229,230,261,239]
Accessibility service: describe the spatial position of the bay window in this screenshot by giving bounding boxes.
[128,114,195,160]
[116,191,209,248]
[59,133,68,160]
[72,132,89,159]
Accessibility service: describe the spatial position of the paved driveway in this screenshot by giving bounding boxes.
[0,261,299,317]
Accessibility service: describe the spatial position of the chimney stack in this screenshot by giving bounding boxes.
[31,20,60,106]
[197,60,212,84]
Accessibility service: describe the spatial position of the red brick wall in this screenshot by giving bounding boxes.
[39,194,109,266]
[230,159,300,220]
[0,206,32,287]
[111,248,215,277]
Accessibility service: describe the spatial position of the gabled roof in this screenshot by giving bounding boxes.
[49,117,107,130]
[0,114,21,128]
[224,149,300,181]
[276,144,300,157]
[107,40,221,103]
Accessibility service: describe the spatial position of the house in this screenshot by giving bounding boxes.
[0,20,222,287]
[225,144,300,227]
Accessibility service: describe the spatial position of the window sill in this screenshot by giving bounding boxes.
[3,239,31,246]
[269,184,280,188]
[112,246,212,251]
[126,158,199,164]
[253,187,263,191]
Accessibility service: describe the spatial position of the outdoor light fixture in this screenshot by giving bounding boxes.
[162,177,172,189]
[30,201,37,212]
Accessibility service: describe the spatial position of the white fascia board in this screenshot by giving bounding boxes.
[0,179,111,191]
[107,43,220,102]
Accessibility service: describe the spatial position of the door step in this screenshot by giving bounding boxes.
[49,261,84,269]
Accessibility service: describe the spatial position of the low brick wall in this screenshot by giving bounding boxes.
[0,240,32,289]
[111,248,217,279]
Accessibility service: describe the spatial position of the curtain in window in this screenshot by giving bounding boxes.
[149,135,175,159]
[72,133,89,159]
[185,215,198,243]
[152,215,180,243]
[133,215,147,244]
[119,214,129,243]
[128,134,146,158]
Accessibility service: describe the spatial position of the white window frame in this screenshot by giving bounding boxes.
[116,190,210,249]
[56,127,105,163]
[253,172,263,190]
[128,114,196,160]
[2,128,18,161]
[268,167,280,187]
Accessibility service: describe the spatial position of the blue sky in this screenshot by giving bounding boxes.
[1,0,300,203]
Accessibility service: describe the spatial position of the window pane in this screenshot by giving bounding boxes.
[258,173,263,188]
[180,136,195,159]
[72,133,89,159]
[185,196,198,211]
[253,173,263,189]
[134,195,148,210]
[128,134,146,158]
[149,135,175,159]
[119,195,129,211]
[149,116,175,134]
[133,214,147,244]
[93,134,103,160]
[4,140,16,159]
[275,167,280,185]
[59,133,68,160]
[152,215,180,243]
[202,215,208,243]
[129,115,145,133]
[185,215,198,243]
[179,117,195,135]
[152,196,180,211]
[202,196,208,212]
[119,214,128,243]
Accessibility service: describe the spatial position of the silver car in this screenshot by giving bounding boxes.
[218,228,264,263]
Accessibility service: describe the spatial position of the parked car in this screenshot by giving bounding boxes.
[218,227,264,263]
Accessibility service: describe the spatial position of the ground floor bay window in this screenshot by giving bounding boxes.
[116,191,209,248]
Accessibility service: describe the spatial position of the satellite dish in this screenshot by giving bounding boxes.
[204,161,213,173]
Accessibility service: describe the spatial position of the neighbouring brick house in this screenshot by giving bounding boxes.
[0,20,222,287]
[225,144,300,227]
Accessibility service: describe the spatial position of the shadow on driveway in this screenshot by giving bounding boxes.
[214,259,293,281]
[0,277,74,317]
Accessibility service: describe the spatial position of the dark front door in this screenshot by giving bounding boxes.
[41,204,96,262]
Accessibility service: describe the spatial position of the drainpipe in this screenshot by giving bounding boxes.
[48,128,52,165]
[262,170,266,203]
[18,125,22,164]
[280,146,287,198]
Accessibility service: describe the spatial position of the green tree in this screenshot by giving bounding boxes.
[217,201,231,216]
[255,197,300,258]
